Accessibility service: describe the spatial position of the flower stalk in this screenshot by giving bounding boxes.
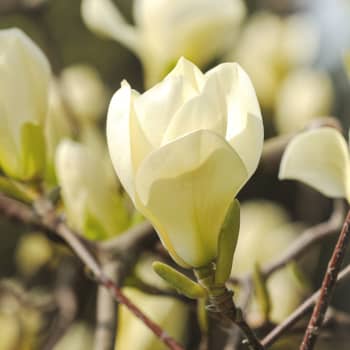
[194,264,264,350]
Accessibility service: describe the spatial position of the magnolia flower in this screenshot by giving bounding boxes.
[0,28,50,180]
[107,58,263,268]
[55,140,129,240]
[60,64,109,123]
[274,69,333,134]
[81,0,246,87]
[279,127,350,202]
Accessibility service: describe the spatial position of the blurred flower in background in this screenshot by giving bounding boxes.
[0,28,50,181]
[55,140,130,240]
[116,287,188,350]
[231,200,307,325]
[81,0,246,87]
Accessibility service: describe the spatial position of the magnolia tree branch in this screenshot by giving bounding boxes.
[261,264,350,348]
[0,193,184,350]
[299,209,350,350]
[94,222,156,350]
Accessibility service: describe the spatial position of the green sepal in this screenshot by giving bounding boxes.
[0,176,34,203]
[20,122,46,180]
[152,261,207,299]
[253,263,271,321]
[215,199,240,285]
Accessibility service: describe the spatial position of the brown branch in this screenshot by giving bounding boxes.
[94,262,120,350]
[300,209,350,350]
[93,223,156,350]
[0,193,184,350]
[261,264,350,348]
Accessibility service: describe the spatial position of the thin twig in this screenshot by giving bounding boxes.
[300,209,350,350]
[94,262,120,350]
[0,193,184,350]
[261,264,350,348]
[93,224,156,350]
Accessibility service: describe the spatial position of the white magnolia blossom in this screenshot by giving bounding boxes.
[279,127,350,202]
[81,0,246,87]
[0,28,50,180]
[55,140,129,240]
[107,57,263,268]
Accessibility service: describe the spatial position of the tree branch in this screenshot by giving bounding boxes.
[300,209,350,350]
[0,193,184,350]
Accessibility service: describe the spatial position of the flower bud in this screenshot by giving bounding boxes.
[0,28,50,180]
[60,64,109,123]
[55,140,129,240]
[107,57,263,267]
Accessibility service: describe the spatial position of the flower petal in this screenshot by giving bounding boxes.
[106,81,137,201]
[134,74,197,148]
[81,0,139,54]
[161,74,227,144]
[0,28,50,179]
[135,130,248,267]
[165,57,204,91]
[279,128,350,199]
[205,63,263,176]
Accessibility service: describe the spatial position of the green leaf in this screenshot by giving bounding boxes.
[253,263,271,321]
[20,122,46,180]
[215,199,240,285]
[152,261,207,299]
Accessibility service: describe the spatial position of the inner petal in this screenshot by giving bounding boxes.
[161,75,227,145]
[134,75,197,148]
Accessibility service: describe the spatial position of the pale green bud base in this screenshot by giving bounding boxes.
[194,263,263,350]
[194,263,239,323]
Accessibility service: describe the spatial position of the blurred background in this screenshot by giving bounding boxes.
[1,0,350,349]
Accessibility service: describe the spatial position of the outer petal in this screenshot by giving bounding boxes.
[81,0,139,54]
[135,130,248,267]
[205,63,263,177]
[279,128,350,200]
[134,74,197,148]
[106,82,137,201]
